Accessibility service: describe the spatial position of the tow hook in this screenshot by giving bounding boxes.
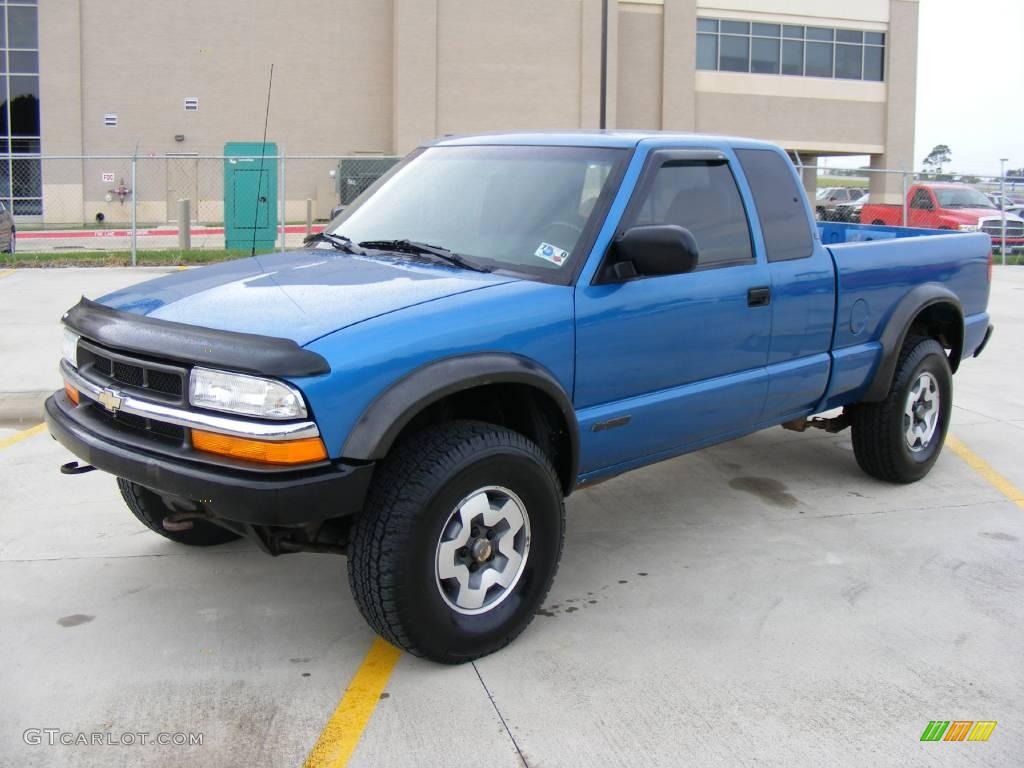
[60,461,96,475]
[161,512,201,532]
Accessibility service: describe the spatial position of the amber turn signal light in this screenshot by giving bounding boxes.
[64,381,80,404]
[190,429,327,465]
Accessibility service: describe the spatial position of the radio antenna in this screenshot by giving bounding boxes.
[251,63,274,258]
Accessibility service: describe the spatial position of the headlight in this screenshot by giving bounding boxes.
[189,367,308,420]
[958,224,979,232]
[61,327,80,368]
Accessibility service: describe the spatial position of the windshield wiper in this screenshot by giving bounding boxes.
[358,239,492,273]
[303,231,364,253]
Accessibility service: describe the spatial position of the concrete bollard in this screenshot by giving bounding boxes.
[306,199,313,239]
[178,199,191,251]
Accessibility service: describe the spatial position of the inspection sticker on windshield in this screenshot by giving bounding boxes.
[534,242,569,266]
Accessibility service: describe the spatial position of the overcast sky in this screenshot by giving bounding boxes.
[915,0,1023,175]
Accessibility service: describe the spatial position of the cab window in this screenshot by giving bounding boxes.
[624,159,754,267]
[911,188,934,209]
[735,148,813,262]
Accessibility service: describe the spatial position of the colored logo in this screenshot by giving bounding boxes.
[97,388,124,413]
[920,721,997,742]
[542,245,554,257]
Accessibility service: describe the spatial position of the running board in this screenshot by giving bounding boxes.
[781,413,850,434]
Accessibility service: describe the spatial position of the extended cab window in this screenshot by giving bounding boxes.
[735,148,813,262]
[626,159,753,267]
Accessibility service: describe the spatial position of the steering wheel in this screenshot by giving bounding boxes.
[541,221,584,245]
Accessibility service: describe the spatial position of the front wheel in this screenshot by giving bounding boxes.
[347,421,565,663]
[850,336,952,483]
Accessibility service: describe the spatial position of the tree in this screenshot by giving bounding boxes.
[922,144,952,175]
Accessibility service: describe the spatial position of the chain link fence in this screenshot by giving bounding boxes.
[8,154,400,259]
[798,164,1024,261]
[4,153,1022,263]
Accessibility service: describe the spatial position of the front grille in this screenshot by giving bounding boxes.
[112,360,145,387]
[84,400,187,446]
[77,340,186,401]
[980,218,1024,237]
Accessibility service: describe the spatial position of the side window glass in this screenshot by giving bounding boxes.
[627,160,753,267]
[735,148,813,262]
[911,189,932,209]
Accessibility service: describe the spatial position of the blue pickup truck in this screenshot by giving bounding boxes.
[46,132,993,663]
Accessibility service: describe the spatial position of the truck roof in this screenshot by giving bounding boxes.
[424,130,784,152]
[914,181,977,190]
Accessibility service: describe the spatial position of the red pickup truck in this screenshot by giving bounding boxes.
[861,183,1024,249]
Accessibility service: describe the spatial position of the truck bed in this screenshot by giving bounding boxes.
[816,224,992,411]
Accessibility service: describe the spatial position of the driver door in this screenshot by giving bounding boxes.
[574,149,772,475]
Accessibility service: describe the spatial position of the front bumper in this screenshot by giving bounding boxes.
[45,391,374,526]
[986,235,1024,247]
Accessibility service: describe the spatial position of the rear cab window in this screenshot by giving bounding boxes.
[735,148,814,262]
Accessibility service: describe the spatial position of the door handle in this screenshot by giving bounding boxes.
[747,286,771,307]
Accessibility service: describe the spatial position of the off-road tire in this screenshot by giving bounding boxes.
[347,420,565,664]
[850,336,952,483]
[117,478,241,546]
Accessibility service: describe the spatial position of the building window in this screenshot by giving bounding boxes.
[696,17,885,82]
[0,0,40,215]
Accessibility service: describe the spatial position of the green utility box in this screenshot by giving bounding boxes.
[224,142,278,251]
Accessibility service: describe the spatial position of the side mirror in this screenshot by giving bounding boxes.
[607,225,699,280]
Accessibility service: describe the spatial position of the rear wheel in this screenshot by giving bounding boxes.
[347,420,565,663]
[3,228,13,254]
[850,336,952,483]
[117,478,241,546]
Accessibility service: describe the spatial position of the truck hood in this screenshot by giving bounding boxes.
[944,208,1024,223]
[95,250,517,345]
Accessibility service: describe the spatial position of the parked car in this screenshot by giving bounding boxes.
[815,186,867,220]
[985,192,1024,209]
[47,133,993,663]
[832,192,869,223]
[0,200,15,253]
[861,182,1024,249]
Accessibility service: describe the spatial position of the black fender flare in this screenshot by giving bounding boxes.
[342,352,579,483]
[862,284,963,402]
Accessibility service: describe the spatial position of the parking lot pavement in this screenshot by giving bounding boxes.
[1,266,1023,767]
[16,228,319,254]
[0,267,185,426]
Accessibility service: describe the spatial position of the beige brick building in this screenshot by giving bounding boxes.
[30,0,918,224]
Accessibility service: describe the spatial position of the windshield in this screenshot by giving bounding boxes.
[934,187,996,209]
[326,145,626,278]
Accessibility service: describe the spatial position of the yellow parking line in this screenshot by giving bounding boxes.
[0,268,14,278]
[947,434,1024,510]
[303,638,401,768]
[0,422,46,450]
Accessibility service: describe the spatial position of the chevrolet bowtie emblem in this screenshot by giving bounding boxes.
[97,388,124,413]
